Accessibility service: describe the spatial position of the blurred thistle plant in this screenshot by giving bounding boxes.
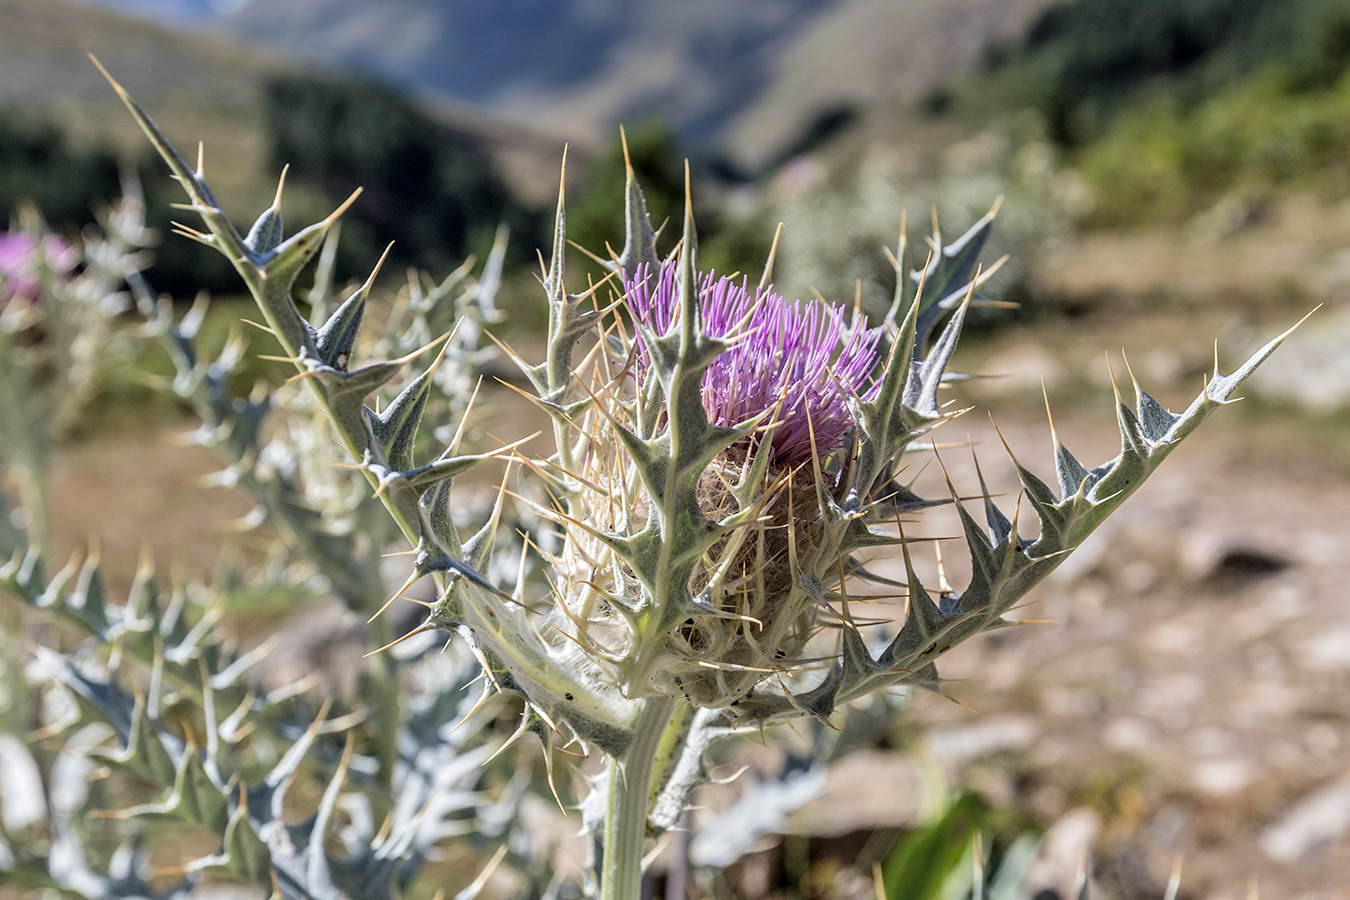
[0,187,159,562]
[0,228,79,306]
[0,139,539,900]
[2,57,1304,899]
[0,536,526,900]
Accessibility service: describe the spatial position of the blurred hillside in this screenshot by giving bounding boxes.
[0,0,559,292]
[947,0,1350,226]
[0,0,294,293]
[26,0,1350,226]
[957,0,1350,144]
[13,0,1350,348]
[0,0,284,201]
[70,0,1056,174]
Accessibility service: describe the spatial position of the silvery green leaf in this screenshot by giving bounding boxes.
[0,734,46,832]
[689,759,827,869]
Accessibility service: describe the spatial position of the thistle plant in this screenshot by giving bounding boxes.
[0,179,546,899]
[0,537,525,899]
[0,190,159,562]
[6,60,1301,899]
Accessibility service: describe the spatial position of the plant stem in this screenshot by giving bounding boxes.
[601,695,678,900]
[10,462,47,568]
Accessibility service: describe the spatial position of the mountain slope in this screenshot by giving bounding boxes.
[0,0,291,208]
[220,0,837,155]
[2,0,576,208]
[221,0,1060,170]
[721,0,1054,169]
[63,0,1063,171]
[956,0,1350,145]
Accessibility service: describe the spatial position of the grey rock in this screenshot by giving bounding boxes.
[1259,776,1350,864]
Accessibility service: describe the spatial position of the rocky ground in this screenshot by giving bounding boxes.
[875,406,1350,899]
[838,199,1350,899]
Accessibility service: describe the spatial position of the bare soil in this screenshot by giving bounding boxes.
[875,201,1350,899]
[892,406,1350,900]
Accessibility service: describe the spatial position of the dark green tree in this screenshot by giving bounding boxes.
[0,110,244,297]
[569,117,770,285]
[264,73,541,279]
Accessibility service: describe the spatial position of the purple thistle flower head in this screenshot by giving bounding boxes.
[0,231,77,305]
[627,261,884,465]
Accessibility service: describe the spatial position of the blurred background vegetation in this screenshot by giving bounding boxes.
[11,0,1350,320]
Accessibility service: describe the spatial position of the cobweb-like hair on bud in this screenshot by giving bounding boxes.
[626,261,885,464]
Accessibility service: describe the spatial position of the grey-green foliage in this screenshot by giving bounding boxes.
[83,61,1299,898]
[0,190,160,562]
[0,177,537,898]
[96,63,587,762]
[0,540,514,899]
[153,221,510,616]
[0,192,157,441]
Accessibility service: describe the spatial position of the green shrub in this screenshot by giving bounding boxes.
[1082,66,1350,224]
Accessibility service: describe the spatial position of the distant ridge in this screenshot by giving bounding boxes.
[219,0,839,163]
[0,0,298,209]
[64,0,1057,173]
[1,0,579,208]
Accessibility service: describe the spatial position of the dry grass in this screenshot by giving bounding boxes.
[44,426,255,591]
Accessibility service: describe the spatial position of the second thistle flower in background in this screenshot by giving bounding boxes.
[0,229,77,306]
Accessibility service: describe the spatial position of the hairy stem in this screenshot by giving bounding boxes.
[601,694,679,900]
